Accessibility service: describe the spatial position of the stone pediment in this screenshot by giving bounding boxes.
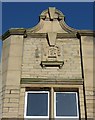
[26,7,77,34]
[1,7,94,40]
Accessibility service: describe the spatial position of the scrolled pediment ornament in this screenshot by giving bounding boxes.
[40,7,64,21]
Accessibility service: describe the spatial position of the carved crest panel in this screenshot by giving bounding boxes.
[41,44,64,68]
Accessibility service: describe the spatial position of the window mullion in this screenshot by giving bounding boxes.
[50,87,54,119]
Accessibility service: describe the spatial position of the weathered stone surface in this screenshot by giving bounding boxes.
[1,35,23,118]
[1,7,94,119]
[21,37,82,80]
[81,36,94,118]
[0,64,2,119]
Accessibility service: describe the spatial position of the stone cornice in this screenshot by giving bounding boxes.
[25,33,78,38]
[57,33,77,38]
[77,30,95,37]
[26,33,47,38]
[21,78,83,85]
[1,28,26,40]
[1,29,94,41]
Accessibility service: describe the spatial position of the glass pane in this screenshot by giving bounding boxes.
[26,92,48,116]
[56,92,78,117]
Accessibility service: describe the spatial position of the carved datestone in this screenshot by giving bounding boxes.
[41,45,64,68]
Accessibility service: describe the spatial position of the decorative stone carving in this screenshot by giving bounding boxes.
[47,32,57,46]
[48,7,56,20]
[48,47,57,58]
[41,44,64,68]
[40,7,64,21]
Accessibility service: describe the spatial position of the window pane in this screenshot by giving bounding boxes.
[56,92,78,117]
[26,92,49,117]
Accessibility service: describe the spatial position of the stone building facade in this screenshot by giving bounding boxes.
[0,7,95,120]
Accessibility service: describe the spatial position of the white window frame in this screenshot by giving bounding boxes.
[54,92,79,119]
[24,91,49,119]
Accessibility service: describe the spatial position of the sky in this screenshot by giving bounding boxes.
[1,0,95,2]
[0,2,94,60]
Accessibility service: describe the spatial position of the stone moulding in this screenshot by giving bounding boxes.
[57,33,77,38]
[77,30,95,36]
[24,33,78,38]
[21,78,83,85]
[41,61,64,69]
[26,19,44,33]
[1,28,26,40]
[1,29,94,41]
[59,19,77,33]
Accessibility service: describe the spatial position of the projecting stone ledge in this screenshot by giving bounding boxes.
[21,78,83,85]
[1,28,26,40]
[1,28,94,41]
[41,61,64,68]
